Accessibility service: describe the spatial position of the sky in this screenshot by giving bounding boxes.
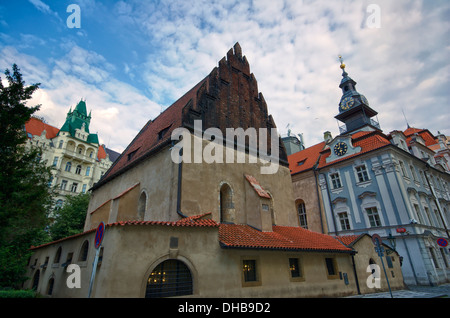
[0,0,449,153]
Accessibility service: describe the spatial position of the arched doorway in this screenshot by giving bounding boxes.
[145,259,193,298]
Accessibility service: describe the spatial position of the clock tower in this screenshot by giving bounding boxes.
[334,57,380,134]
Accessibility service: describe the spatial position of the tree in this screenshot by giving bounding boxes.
[49,193,90,241]
[0,64,54,288]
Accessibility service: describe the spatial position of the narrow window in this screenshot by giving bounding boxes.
[75,165,82,175]
[71,183,78,193]
[78,240,89,262]
[297,200,308,229]
[325,258,337,278]
[85,166,90,176]
[138,192,147,220]
[243,260,257,282]
[47,278,55,296]
[53,246,62,264]
[330,173,342,189]
[355,165,369,182]
[366,207,382,227]
[65,162,72,172]
[338,212,351,230]
[60,180,68,191]
[289,258,302,278]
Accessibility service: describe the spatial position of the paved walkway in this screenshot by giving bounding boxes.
[346,283,450,298]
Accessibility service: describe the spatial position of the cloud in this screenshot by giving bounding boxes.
[28,0,62,22]
[2,0,450,152]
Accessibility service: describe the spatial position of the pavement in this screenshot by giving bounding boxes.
[346,283,450,298]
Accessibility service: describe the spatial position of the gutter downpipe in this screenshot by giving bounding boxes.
[320,172,339,236]
[351,252,361,295]
[319,170,361,294]
[175,145,188,218]
[313,165,326,234]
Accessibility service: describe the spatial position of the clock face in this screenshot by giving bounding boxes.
[340,97,354,111]
[361,95,369,105]
[334,142,348,156]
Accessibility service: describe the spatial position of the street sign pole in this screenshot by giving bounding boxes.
[372,234,393,298]
[88,222,105,298]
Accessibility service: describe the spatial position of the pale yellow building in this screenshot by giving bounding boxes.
[24,100,119,210]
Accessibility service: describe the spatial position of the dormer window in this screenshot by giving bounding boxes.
[158,126,171,141]
[128,149,139,161]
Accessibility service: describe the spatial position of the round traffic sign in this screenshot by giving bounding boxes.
[437,238,448,247]
[372,234,382,246]
[94,221,105,249]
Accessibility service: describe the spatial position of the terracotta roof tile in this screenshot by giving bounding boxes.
[318,131,391,168]
[98,76,209,185]
[31,213,218,250]
[244,174,271,199]
[25,117,59,139]
[219,224,352,253]
[288,141,325,175]
[403,127,438,147]
[335,234,362,247]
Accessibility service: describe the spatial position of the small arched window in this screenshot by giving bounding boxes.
[32,270,40,290]
[220,183,233,223]
[138,191,147,221]
[78,240,89,262]
[296,200,308,229]
[47,278,55,296]
[65,161,72,172]
[75,165,82,175]
[54,247,62,264]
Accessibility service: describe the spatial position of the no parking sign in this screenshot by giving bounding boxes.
[94,221,105,249]
[437,238,448,248]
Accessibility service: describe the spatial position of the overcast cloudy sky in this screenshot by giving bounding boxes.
[0,0,449,153]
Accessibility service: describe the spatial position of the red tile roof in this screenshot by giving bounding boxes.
[219,223,353,253]
[318,131,391,168]
[31,213,218,249]
[403,127,438,147]
[335,234,362,246]
[244,174,271,199]
[110,213,219,228]
[97,76,209,187]
[25,117,59,139]
[288,141,325,175]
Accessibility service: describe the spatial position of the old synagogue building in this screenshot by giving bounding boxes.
[23,44,405,298]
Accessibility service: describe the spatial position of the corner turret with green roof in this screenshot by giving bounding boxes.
[59,99,99,144]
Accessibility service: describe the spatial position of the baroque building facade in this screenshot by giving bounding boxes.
[24,100,120,210]
[288,61,450,286]
[23,44,404,298]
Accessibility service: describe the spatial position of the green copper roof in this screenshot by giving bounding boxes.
[58,99,98,144]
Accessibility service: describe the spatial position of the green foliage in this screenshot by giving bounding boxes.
[49,193,90,241]
[0,64,54,288]
[0,288,37,298]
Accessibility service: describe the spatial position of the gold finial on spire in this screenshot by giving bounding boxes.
[338,55,346,70]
